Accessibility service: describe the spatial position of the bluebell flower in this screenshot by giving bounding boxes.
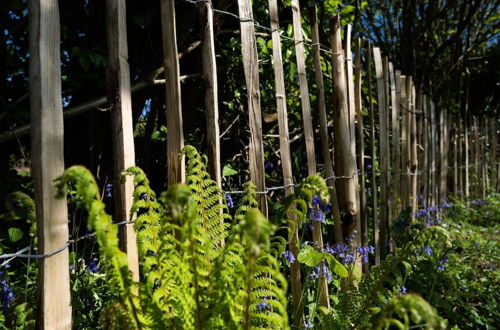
[309,208,325,222]
[345,230,358,243]
[308,260,332,282]
[399,286,407,296]
[264,160,274,170]
[312,196,332,214]
[473,241,480,247]
[283,250,295,263]
[355,245,375,264]
[437,255,449,272]
[422,245,433,256]
[312,195,321,206]
[366,163,373,170]
[105,183,113,198]
[225,194,234,208]
[440,200,452,208]
[256,298,271,313]
[0,274,14,311]
[303,318,313,329]
[87,259,99,273]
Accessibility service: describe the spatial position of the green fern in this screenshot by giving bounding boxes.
[320,226,451,329]
[55,146,288,329]
[366,294,446,329]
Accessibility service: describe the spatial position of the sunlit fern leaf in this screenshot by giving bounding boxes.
[366,294,446,330]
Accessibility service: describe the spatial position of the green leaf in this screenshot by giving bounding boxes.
[323,253,348,278]
[222,164,238,177]
[297,245,324,266]
[8,227,23,243]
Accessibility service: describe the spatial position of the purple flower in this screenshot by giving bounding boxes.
[264,160,274,170]
[105,183,113,198]
[437,255,449,272]
[355,245,375,264]
[399,286,407,296]
[0,274,14,311]
[256,298,271,313]
[308,260,332,282]
[87,259,99,273]
[283,250,295,263]
[311,196,332,214]
[345,230,359,243]
[366,163,373,170]
[422,245,433,256]
[440,200,452,208]
[325,243,356,264]
[309,208,325,222]
[225,194,234,208]
[303,318,313,329]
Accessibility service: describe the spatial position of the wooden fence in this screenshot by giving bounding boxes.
[3,0,499,327]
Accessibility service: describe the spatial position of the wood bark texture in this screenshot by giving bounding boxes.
[29,0,72,327]
[237,0,268,214]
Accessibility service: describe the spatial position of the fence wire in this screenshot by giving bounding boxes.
[2,161,497,264]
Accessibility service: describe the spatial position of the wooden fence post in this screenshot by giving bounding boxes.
[464,113,470,199]
[453,120,458,196]
[161,0,185,186]
[309,5,343,246]
[458,117,463,197]
[106,0,139,280]
[345,26,362,273]
[200,0,221,187]
[329,14,359,240]
[29,0,72,327]
[354,38,368,272]
[268,0,304,317]
[237,0,267,214]
[291,0,316,176]
[366,42,379,266]
[422,95,429,205]
[389,63,400,216]
[439,109,446,203]
[430,100,438,206]
[410,84,418,216]
[491,119,498,191]
[405,77,413,209]
[373,48,389,257]
[400,75,409,209]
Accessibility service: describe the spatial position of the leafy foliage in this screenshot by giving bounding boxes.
[55,146,288,329]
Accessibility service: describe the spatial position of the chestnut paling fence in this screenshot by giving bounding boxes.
[0,0,499,327]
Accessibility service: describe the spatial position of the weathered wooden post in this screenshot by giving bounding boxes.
[268,0,304,317]
[430,100,438,206]
[354,38,368,272]
[400,75,409,209]
[422,95,429,204]
[491,119,498,192]
[199,0,221,187]
[373,48,389,257]
[309,5,343,246]
[161,0,185,185]
[29,0,72,327]
[330,14,359,241]
[106,0,140,281]
[291,0,316,176]
[410,84,418,217]
[237,0,267,214]
[389,63,400,216]
[366,42,379,266]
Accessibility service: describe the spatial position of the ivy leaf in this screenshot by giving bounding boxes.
[8,227,23,243]
[222,164,238,177]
